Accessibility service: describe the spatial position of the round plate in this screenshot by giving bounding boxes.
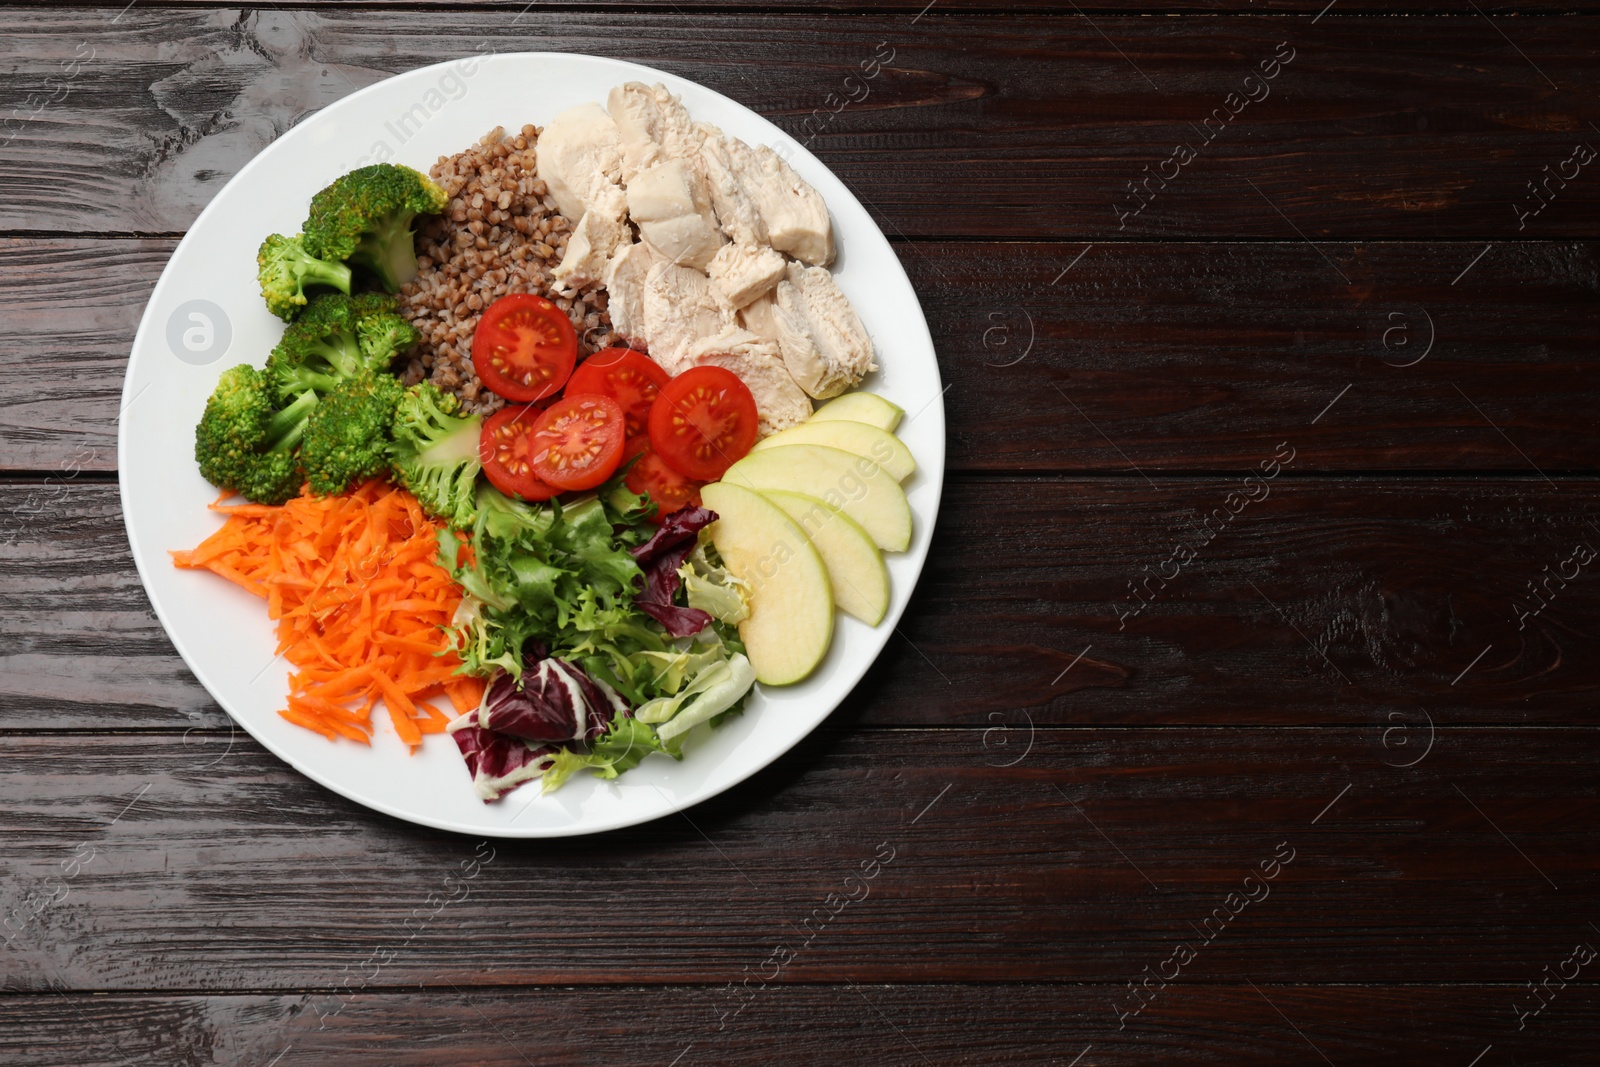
[118,52,945,838]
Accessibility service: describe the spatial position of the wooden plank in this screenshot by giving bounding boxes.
[914,239,1600,471]
[1,12,1597,238]
[0,986,1594,1066]
[4,238,1597,474]
[0,727,1595,989]
[0,239,156,473]
[4,478,1598,730]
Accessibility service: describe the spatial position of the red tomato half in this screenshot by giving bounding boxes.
[648,366,759,481]
[479,405,557,501]
[471,294,577,403]
[624,440,703,521]
[564,348,670,441]
[528,394,627,491]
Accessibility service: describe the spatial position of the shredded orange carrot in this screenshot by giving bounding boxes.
[171,480,474,751]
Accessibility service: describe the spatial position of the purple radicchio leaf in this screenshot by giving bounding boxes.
[445,713,556,803]
[630,504,717,636]
[478,655,619,743]
[636,600,716,637]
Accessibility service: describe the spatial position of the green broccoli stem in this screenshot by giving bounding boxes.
[357,212,421,292]
[267,390,319,452]
[301,255,353,296]
[279,370,341,399]
[314,334,366,379]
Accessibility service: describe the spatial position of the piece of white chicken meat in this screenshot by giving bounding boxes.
[770,262,875,399]
[606,84,727,272]
[737,289,781,343]
[706,242,786,309]
[535,102,624,223]
[537,103,633,289]
[688,328,812,436]
[552,183,630,289]
[625,158,723,270]
[608,82,709,181]
[638,261,736,376]
[702,135,834,267]
[602,240,663,350]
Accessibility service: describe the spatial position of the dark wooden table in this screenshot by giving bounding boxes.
[3,3,1599,1064]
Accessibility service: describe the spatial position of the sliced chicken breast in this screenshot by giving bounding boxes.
[720,138,834,267]
[535,102,624,223]
[701,135,764,248]
[603,240,664,348]
[772,262,875,398]
[640,261,736,375]
[626,159,723,270]
[607,82,707,181]
[737,290,782,344]
[707,243,786,309]
[551,183,631,289]
[689,328,813,436]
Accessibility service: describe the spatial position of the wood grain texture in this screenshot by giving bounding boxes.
[0,727,1594,989]
[4,238,1596,474]
[0,12,1597,238]
[30,0,1600,11]
[2,6,1598,1059]
[3,479,1598,731]
[0,985,1594,1066]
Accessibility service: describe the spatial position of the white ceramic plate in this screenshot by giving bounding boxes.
[119,52,945,838]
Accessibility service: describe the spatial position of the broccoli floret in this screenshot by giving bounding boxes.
[300,372,405,496]
[194,364,318,505]
[256,233,353,322]
[389,382,483,528]
[301,164,449,293]
[265,292,419,401]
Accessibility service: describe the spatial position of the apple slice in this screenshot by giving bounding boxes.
[701,482,834,685]
[761,490,890,626]
[750,421,915,482]
[723,444,912,552]
[809,392,904,433]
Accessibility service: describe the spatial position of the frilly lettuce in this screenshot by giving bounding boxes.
[679,543,750,625]
[631,630,757,754]
[439,483,662,680]
[540,714,668,794]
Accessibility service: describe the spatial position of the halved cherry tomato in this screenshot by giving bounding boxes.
[624,439,703,521]
[648,366,759,481]
[528,394,627,491]
[479,405,557,501]
[564,348,670,441]
[471,294,577,402]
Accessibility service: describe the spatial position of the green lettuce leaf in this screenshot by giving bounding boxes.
[540,715,673,793]
[440,486,659,681]
[679,544,750,624]
[656,653,756,753]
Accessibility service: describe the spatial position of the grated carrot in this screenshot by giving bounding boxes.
[171,480,472,751]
